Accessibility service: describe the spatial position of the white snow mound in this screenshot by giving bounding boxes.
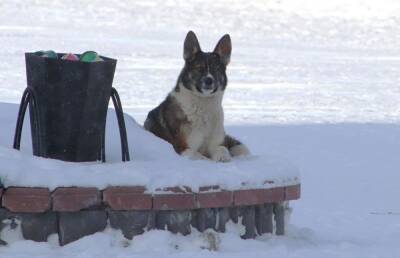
[0,102,299,191]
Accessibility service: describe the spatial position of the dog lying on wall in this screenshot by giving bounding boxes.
[144,31,249,162]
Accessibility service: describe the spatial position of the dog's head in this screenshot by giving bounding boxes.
[177,31,231,97]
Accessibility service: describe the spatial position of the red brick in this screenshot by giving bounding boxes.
[285,184,301,200]
[52,187,101,212]
[234,187,285,206]
[153,193,195,210]
[103,186,151,210]
[2,187,50,213]
[196,191,233,208]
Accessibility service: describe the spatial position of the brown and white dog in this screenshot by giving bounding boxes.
[144,31,249,162]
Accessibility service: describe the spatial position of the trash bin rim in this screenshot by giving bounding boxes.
[25,52,117,64]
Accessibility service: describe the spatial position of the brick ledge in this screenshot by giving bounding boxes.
[0,184,300,213]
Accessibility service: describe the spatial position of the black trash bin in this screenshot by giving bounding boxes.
[13,52,130,162]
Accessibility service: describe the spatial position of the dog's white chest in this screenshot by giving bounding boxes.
[173,88,225,153]
[187,108,222,150]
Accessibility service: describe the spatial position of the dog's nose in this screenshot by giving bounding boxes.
[204,77,214,86]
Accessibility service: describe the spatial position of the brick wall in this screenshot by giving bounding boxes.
[0,184,300,246]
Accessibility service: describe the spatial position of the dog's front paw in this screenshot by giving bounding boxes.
[210,146,231,162]
[229,144,250,157]
[181,148,207,160]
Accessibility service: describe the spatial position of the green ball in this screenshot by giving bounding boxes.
[80,51,103,62]
[34,50,45,56]
[34,50,58,59]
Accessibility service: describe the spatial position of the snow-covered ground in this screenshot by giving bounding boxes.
[0,102,299,191]
[1,0,400,257]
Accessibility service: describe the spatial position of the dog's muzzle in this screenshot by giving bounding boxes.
[201,75,216,94]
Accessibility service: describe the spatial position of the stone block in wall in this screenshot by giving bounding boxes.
[153,194,195,210]
[285,184,301,200]
[52,187,101,212]
[0,208,10,246]
[196,187,232,209]
[58,211,107,246]
[195,208,216,232]
[2,187,50,213]
[273,203,285,235]
[108,210,151,239]
[255,203,273,235]
[229,207,240,223]
[216,208,230,233]
[234,188,285,206]
[241,206,257,239]
[20,212,58,242]
[103,186,152,210]
[0,187,3,202]
[155,210,191,235]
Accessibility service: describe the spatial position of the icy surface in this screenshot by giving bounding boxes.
[1,0,400,257]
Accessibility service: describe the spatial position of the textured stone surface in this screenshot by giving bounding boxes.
[0,208,9,245]
[241,206,257,239]
[195,208,217,232]
[147,211,156,230]
[0,208,8,220]
[52,187,101,212]
[156,210,191,235]
[108,210,150,239]
[20,212,58,242]
[255,203,273,235]
[103,186,152,210]
[58,211,107,246]
[153,193,195,210]
[285,184,301,200]
[234,188,285,206]
[153,186,195,210]
[196,191,232,208]
[0,184,300,244]
[274,203,285,235]
[2,187,50,213]
[217,208,230,233]
[229,207,240,224]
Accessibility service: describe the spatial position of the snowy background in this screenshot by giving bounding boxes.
[0,0,400,257]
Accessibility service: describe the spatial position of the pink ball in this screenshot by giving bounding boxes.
[61,53,79,61]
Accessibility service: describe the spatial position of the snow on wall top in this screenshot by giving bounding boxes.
[0,102,299,191]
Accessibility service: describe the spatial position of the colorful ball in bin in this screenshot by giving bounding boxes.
[80,51,103,62]
[61,53,79,61]
[34,50,57,59]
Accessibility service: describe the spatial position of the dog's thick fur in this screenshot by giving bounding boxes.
[144,31,249,162]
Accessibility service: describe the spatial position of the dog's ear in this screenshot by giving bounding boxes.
[213,34,231,66]
[184,31,201,61]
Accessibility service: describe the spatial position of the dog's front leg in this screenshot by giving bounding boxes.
[209,145,231,162]
[173,132,207,160]
[181,148,208,160]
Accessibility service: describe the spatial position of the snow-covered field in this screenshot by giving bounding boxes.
[1,0,400,257]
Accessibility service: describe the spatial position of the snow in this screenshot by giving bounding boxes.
[0,102,299,191]
[1,0,400,257]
